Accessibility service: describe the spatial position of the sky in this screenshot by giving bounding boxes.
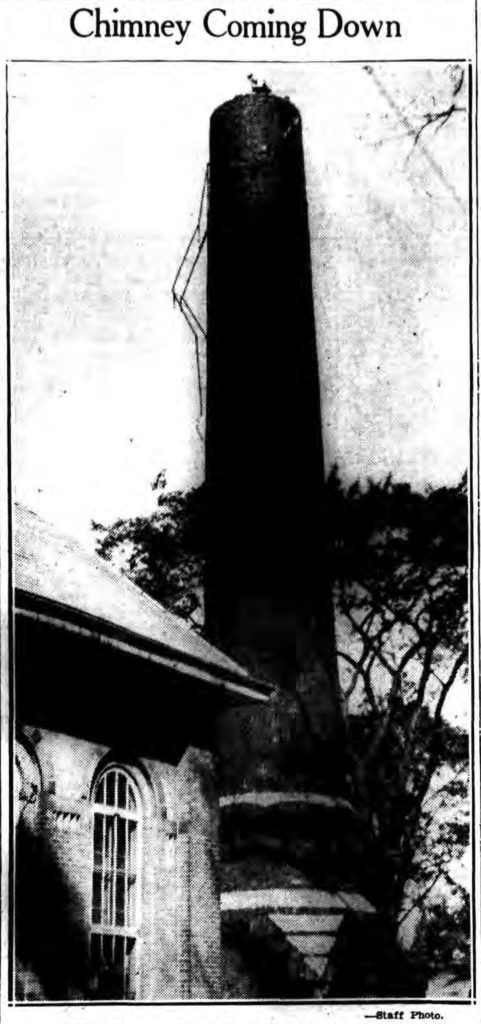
[10,61,469,545]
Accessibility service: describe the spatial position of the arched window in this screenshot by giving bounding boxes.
[91,767,140,999]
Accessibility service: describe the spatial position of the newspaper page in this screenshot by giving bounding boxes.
[0,2,478,1022]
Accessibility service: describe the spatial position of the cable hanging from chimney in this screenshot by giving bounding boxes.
[172,164,209,433]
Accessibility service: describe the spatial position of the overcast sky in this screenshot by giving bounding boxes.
[10,61,469,545]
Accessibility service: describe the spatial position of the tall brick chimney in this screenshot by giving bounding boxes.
[205,91,345,794]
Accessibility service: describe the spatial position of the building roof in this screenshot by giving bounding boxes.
[14,504,270,701]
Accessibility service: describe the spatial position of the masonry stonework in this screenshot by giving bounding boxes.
[16,727,222,1001]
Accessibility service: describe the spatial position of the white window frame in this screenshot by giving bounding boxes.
[90,766,141,1000]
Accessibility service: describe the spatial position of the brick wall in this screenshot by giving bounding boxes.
[177,747,221,999]
[15,727,221,1002]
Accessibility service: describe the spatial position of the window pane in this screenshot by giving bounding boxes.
[115,873,125,927]
[104,817,114,925]
[114,933,125,977]
[117,816,126,871]
[106,770,116,807]
[117,772,126,809]
[108,936,123,998]
[127,879,136,928]
[126,820,137,927]
[96,776,105,805]
[93,814,102,869]
[127,780,136,813]
[92,871,101,925]
[91,934,136,1000]
[127,819,137,866]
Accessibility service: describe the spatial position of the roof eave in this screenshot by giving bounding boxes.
[15,592,272,704]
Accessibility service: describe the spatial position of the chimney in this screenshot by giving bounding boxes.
[205,91,345,794]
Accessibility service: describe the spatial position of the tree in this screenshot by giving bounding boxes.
[93,471,206,626]
[397,758,470,994]
[325,468,468,914]
[409,882,471,996]
[92,466,469,983]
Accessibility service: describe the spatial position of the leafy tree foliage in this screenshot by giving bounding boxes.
[325,468,468,915]
[93,471,206,626]
[409,882,471,994]
[93,466,469,981]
